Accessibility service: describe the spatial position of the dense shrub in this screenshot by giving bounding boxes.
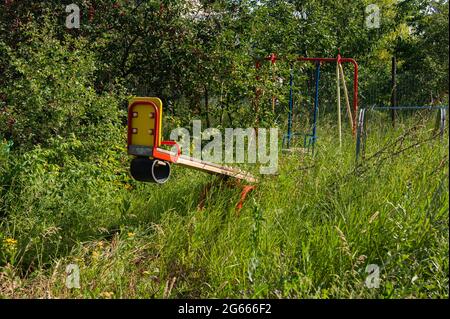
[0,20,125,150]
[0,20,129,270]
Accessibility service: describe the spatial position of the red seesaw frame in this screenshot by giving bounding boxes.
[128,99,257,211]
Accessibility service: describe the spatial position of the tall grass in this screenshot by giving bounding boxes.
[0,113,448,298]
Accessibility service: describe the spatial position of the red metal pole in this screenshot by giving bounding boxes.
[266,53,277,64]
[298,57,337,63]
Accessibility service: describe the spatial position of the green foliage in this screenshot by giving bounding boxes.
[1,133,131,268]
[0,0,448,299]
[0,20,125,149]
[396,0,449,105]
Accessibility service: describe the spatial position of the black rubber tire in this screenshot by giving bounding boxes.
[130,157,171,184]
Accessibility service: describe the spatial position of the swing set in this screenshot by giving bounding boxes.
[282,54,359,153]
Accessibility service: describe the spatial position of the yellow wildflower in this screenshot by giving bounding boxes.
[99,291,114,299]
[92,250,100,260]
[3,238,17,249]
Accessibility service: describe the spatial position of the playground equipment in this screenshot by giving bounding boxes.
[283,54,359,153]
[282,61,321,154]
[355,105,448,161]
[127,97,257,184]
[353,55,448,162]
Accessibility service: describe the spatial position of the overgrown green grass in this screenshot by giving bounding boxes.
[0,113,448,298]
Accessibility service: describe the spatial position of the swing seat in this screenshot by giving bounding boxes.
[282,132,316,153]
[281,147,309,154]
[282,132,304,148]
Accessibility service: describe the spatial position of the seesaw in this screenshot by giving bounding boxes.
[127,97,257,184]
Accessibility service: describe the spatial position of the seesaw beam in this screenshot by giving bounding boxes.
[154,148,258,183]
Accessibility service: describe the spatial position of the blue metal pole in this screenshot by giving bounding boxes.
[371,106,448,110]
[287,67,294,148]
[312,62,321,155]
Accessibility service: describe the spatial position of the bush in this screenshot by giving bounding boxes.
[0,19,130,271]
[1,133,133,269]
[0,20,125,150]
